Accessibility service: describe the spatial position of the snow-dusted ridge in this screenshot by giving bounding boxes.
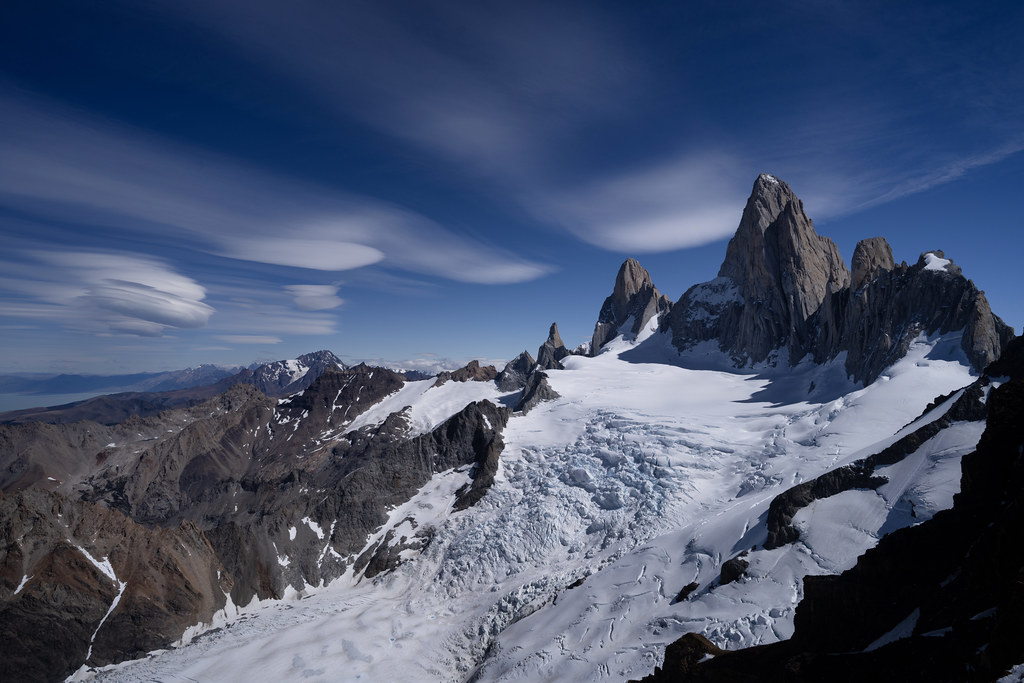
[86,329,984,682]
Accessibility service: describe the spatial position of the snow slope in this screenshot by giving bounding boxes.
[86,330,982,683]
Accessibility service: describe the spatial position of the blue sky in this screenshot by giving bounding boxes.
[1,0,1021,375]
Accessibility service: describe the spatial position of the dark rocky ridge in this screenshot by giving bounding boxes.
[591,258,672,354]
[514,371,561,414]
[432,360,499,387]
[763,381,988,549]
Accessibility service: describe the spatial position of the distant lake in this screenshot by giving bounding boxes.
[0,392,107,414]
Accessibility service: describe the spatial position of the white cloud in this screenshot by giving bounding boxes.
[284,285,344,311]
[216,335,283,344]
[227,241,384,272]
[0,95,550,285]
[541,154,748,253]
[0,250,213,336]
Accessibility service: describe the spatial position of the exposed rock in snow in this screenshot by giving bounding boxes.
[513,371,560,414]
[666,176,1013,382]
[496,350,536,392]
[536,322,570,370]
[432,360,499,387]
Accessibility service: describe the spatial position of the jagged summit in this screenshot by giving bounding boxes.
[591,258,672,354]
[659,174,1013,381]
[537,322,569,370]
[850,237,895,290]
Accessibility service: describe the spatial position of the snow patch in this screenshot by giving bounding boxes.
[923,252,951,271]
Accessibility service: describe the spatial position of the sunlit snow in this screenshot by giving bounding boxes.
[85,331,981,682]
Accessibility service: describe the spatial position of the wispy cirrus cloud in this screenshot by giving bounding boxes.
[0,95,550,284]
[539,153,748,252]
[168,0,644,182]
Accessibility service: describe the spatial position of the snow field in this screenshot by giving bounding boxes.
[86,331,981,682]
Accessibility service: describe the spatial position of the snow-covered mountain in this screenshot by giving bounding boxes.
[0,175,1018,682]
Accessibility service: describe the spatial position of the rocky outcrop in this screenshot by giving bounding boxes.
[537,322,570,370]
[0,378,513,678]
[0,489,230,682]
[514,372,560,414]
[432,360,499,387]
[719,555,749,586]
[815,245,1015,383]
[591,258,672,354]
[313,399,510,587]
[2,359,514,629]
[496,350,536,392]
[667,175,1014,382]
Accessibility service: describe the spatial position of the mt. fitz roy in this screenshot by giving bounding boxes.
[0,175,1018,682]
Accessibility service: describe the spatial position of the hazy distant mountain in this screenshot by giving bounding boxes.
[0,365,240,397]
[1,175,1018,682]
[0,351,345,425]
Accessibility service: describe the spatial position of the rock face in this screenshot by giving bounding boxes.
[813,245,1015,383]
[496,350,536,392]
[514,372,560,414]
[591,258,672,354]
[849,236,895,290]
[537,322,570,370]
[666,174,1013,382]
[668,174,850,363]
[247,349,346,397]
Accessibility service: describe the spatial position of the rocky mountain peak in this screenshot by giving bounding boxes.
[670,174,850,363]
[668,174,1012,379]
[296,349,345,369]
[496,350,536,391]
[717,173,800,287]
[850,237,895,290]
[537,322,570,370]
[591,259,672,354]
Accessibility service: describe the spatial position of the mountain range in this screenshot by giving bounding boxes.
[0,175,1019,682]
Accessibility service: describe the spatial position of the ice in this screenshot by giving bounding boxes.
[90,331,981,682]
[923,252,951,271]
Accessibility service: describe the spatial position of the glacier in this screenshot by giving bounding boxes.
[81,326,982,682]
